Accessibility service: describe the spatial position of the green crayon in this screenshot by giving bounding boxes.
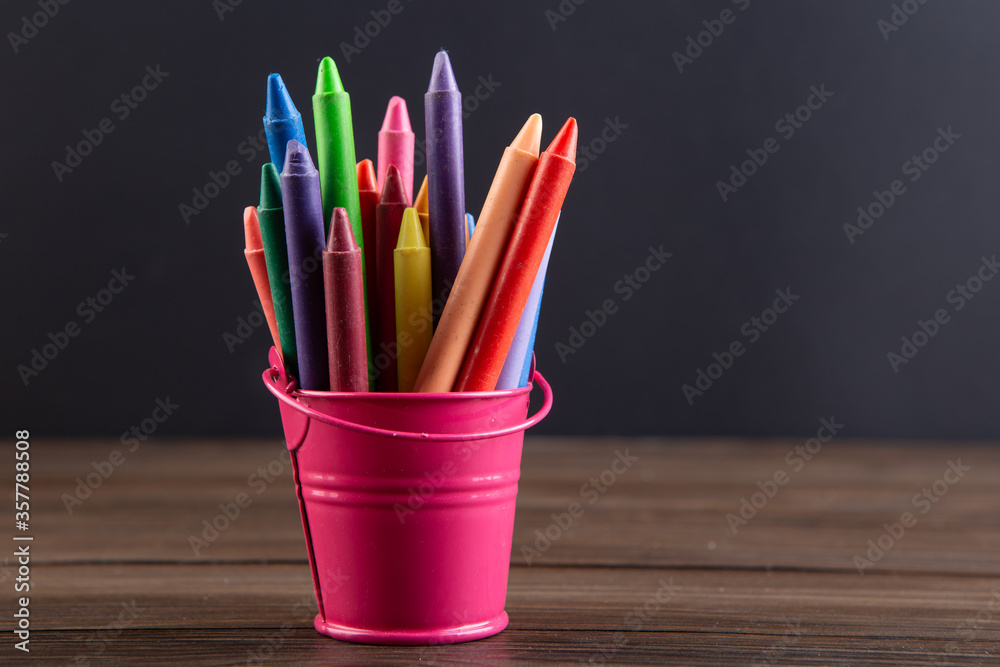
[313,56,371,379]
[258,163,298,378]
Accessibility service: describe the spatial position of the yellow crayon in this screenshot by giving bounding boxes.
[394,208,433,392]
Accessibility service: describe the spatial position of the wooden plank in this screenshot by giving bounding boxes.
[23,440,1000,575]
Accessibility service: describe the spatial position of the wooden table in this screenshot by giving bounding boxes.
[11,438,1000,665]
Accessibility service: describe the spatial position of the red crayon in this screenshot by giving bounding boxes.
[323,207,368,392]
[456,118,578,392]
[357,159,380,342]
[375,165,408,392]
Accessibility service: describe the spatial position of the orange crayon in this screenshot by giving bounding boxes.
[243,206,281,352]
[357,159,380,340]
[414,174,430,247]
[414,114,542,392]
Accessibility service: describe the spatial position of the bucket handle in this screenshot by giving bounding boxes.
[262,365,553,442]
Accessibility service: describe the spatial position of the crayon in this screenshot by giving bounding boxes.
[258,163,297,377]
[263,74,307,174]
[357,159,380,343]
[456,117,577,392]
[243,206,281,352]
[313,56,372,378]
[424,50,467,317]
[394,208,432,392]
[496,217,558,390]
[414,174,430,245]
[414,114,542,393]
[466,212,475,241]
[280,139,329,391]
[374,165,408,392]
[323,208,368,392]
[378,96,415,204]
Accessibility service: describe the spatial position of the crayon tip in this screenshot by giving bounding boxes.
[381,96,412,132]
[397,208,426,249]
[357,158,378,192]
[265,73,300,119]
[427,50,458,93]
[545,117,578,161]
[244,206,262,250]
[260,163,282,210]
[379,164,407,205]
[315,56,345,95]
[282,140,316,175]
[326,207,358,252]
[510,113,543,157]
[414,175,429,215]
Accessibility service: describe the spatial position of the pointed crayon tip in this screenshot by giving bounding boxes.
[260,163,282,210]
[379,164,407,204]
[244,206,262,250]
[511,113,543,157]
[282,140,316,175]
[357,158,378,192]
[381,96,412,132]
[397,208,426,249]
[545,117,578,161]
[414,175,429,215]
[315,56,344,95]
[326,207,358,252]
[427,50,458,93]
[266,73,300,119]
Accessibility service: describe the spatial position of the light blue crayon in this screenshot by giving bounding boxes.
[264,73,308,173]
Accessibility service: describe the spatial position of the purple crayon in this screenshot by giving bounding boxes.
[424,50,467,321]
[280,139,329,391]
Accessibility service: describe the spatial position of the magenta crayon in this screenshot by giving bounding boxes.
[323,208,368,392]
[425,51,467,317]
[280,139,329,391]
[378,96,415,205]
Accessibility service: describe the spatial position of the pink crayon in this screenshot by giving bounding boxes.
[377,96,415,205]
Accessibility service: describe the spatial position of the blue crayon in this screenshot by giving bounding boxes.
[466,212,475,239]
[264,73,308,173]
[280,140,329,391]
[497,217,558,390]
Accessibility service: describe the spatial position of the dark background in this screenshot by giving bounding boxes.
[4,0,999,439]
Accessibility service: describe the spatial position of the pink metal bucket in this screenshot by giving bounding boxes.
[261,348,553,645]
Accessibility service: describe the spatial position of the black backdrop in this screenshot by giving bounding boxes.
[4,0,1000,438]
